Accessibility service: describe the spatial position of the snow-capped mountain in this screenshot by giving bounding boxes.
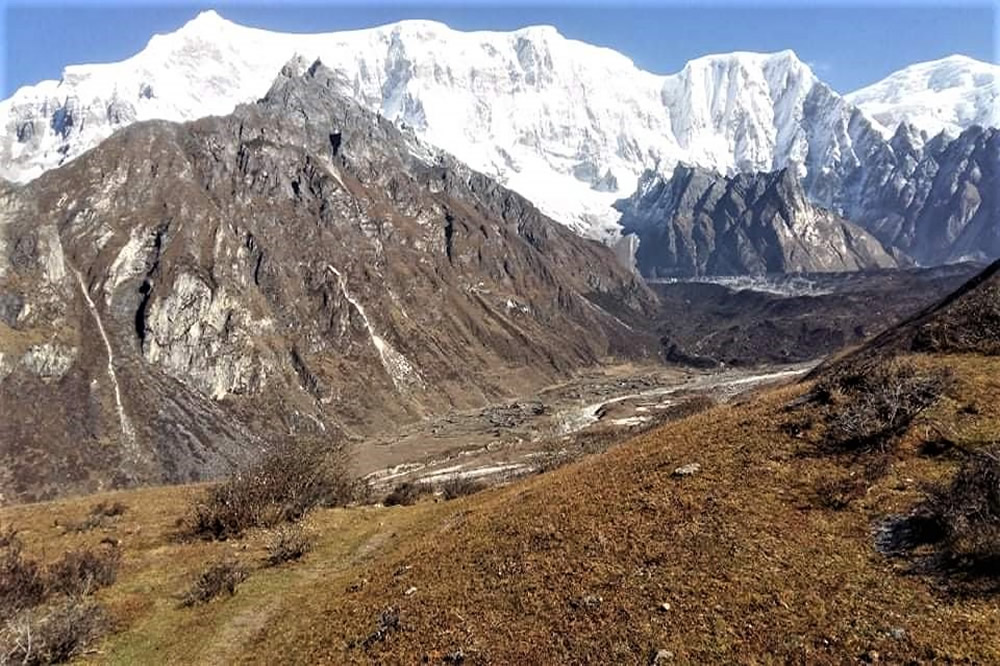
[1,10,996,241]
[847,55,1000,139]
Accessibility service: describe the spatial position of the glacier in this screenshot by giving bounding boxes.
[2,10,997,241]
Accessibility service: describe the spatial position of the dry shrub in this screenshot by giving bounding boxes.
[180,559,247,607]
[60,501,128,535]
[383,482,432,507]
[0,598,106,665]
[45,545,121,597]
[187,438,359,540]
[923,445,1000,573]
[264,525,312,567]
[1,531,116,664]
[816,359,952,453]
[0,533,45,622]
[440,477,487,501]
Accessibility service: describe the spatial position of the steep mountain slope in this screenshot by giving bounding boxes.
[0,11,940,242]
[618,165,896,277]
[0,59,657,503]
[847,55,1000,139]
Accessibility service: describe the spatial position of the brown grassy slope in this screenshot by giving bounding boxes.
[248,355,1000,664]
[3,355,999,664]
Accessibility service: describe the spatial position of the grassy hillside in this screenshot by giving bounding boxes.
[3,349,1000,664]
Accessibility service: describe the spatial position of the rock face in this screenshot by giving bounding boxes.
[0,60,658,503]
[846,125,1000,266]
[618,165,897,277]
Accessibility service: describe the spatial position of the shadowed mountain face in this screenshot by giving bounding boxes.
[0,60,658,503]
[618,165,897,278]
[854,125,1000,267]
[837,257,1000,365]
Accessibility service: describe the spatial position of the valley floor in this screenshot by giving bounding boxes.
[3,353,1000,663]
[358,362,814,488]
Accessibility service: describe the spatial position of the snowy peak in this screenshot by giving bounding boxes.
[0,11,994,243]
[847,54,1000,138]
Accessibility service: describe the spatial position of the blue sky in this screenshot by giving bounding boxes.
[2,1,997,97]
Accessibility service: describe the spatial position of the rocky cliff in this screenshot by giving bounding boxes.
[618,165,897,277]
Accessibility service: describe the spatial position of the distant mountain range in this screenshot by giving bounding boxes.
[2,11,997,248]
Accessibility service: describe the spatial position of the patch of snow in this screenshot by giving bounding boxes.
[71,266,138,455]
[327,264,423,392]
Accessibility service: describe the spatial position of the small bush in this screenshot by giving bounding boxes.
[45,545,121,597]
[0,598,106,666]
[264,525,312,567]
[180,559,247,607]
[60,501,128,534]
[383,482,432,507]
[0,535,45,622]
[187,438,358,540]
[0,525,18,550]
[923,445,1000,573]
[440,477,487,501]
[816,359,952,453]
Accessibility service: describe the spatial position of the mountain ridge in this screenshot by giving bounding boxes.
[0,58,658,502]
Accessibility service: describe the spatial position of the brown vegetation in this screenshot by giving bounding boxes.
[186,439,358,540]
[923,444,1000,575]
[813,359,952,452]
[1,598,106,665]
[264,525,313,567]
[383,482,433,507]
[180,559,248,607]
[439,477,487,501]
[60,501,127,534]
[0,526,120,664]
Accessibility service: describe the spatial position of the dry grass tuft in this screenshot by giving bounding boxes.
[264,525,313,567]
[180,559,248,607]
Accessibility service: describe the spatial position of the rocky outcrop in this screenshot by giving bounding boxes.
[0,60,658,503]
[618,165,897,277]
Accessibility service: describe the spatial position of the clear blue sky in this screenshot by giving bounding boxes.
[2,1,998,98]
